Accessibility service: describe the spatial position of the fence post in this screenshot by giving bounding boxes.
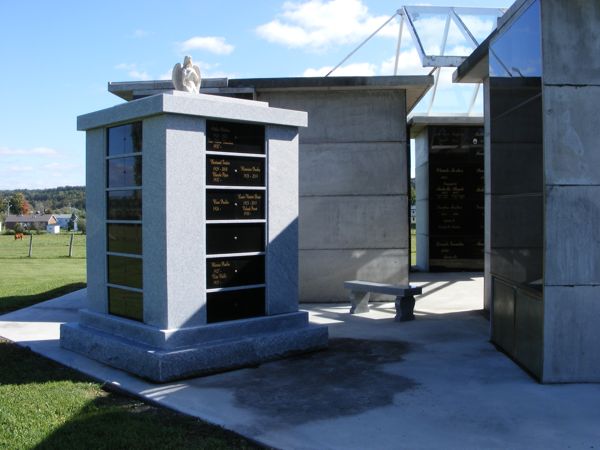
[28,234,33,257]
[68,233,74,257]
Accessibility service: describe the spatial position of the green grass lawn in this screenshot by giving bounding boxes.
[0,233,264,449]
[0,234,87,314]
[0,338,263,450]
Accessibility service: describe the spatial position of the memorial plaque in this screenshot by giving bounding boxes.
[429,237,484,270]
[206,120,265,154]
[206,190,264,220]
[207,156,264,186]
[206,287,265,323]
[428,126,484,270]
[207,255,265,289]
[206,223,265,254]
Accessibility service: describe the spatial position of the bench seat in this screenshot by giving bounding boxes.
[344,280,423,321]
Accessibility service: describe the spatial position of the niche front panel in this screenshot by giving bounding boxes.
[206,190,265,220]
[207,156,265,186]
[206,120,266,323]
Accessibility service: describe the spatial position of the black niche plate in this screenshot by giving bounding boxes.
[206,120,265,154]
[206,190,264,220]
[207,255,265,289]
[206,287,265,323]
[206,223,265,254]
[206,156,265,187]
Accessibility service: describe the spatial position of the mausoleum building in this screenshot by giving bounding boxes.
[109,76,433,303]
[454,0,600,382]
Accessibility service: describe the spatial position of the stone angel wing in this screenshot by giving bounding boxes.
[192,64,201,89]
[172,63,184,91]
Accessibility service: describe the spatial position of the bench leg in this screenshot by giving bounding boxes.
[349,291,370,314]
[395,295,415,322]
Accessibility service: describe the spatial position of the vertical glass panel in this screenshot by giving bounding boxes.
[490,0,541,78]
[107,156,142,188]
[108,287,143,321]
[206,120,265,154]
[107,122,142,156]
[108,255,143,289]
[107,190,142,220]
[489,0,543,291]
[107,224,142,254]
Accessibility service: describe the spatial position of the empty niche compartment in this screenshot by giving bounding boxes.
[207,287,266,323]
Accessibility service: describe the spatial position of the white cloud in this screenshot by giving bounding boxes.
[303,62,376,76]
[8,165,34,172]
[115,63,151,81]
[179,36,234,55]
[403,14,495,56]
[127,70,151,81]
[0,147,58,156]
[43,162,79,170]
[159,70,172,81]
[115,63,136,71]
[256,0,398,51]
[132,29,151,38]
[0,146,84,189]
[380,49,430,75]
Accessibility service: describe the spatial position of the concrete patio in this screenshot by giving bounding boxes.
[1,272,599,449]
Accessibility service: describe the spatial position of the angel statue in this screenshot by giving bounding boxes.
[172,56,201,93]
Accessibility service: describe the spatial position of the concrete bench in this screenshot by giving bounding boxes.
[344,280,423,322]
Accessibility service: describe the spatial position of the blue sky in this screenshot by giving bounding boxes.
[0,0,511,189]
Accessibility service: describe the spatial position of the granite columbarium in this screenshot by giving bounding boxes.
[60,70,328,382]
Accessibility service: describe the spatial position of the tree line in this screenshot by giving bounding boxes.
[0,186,85,217]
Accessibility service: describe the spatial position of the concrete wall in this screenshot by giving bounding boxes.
[483,78,492,314]
[540,0,600,382]
[415,130,429,271]
[257,89,409,301]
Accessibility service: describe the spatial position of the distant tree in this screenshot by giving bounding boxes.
[0,196,7,221]
[78,218,86,235]
[410,185,416,206]
[0,186,85,212]
[10,192,31,215]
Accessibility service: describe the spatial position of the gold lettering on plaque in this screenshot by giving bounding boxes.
[211,197,230,213]
[210,260,233,286]
[210,158,231,183]
[240,164,261,180]
[236,193,262,217]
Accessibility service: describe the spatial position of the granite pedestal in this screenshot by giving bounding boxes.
[61,91,328,382]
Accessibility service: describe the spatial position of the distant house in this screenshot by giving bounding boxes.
[5,214,58,230]
[54,214,78,231]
